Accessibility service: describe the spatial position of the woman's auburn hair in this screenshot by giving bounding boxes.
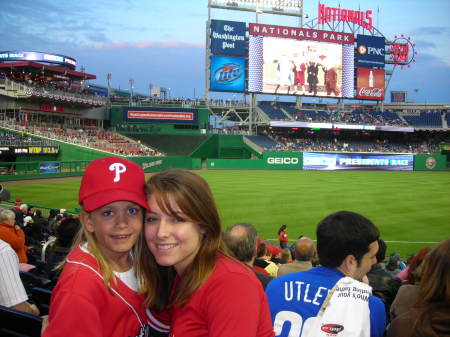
[135,168,231,310]
[411,238,450,334]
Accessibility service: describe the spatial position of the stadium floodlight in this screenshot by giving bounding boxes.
[209,0,303,17]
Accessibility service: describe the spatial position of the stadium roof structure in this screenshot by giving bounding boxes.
[0,61,96,80]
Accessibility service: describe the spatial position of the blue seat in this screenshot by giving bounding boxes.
[31,287,52,316]
[0,305,43,337]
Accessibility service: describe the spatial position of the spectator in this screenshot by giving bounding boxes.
[47,209,58,234]
[256,243,279,277]
[0,239,39,315]
[390,248,431,321]
[137,168,274,337]
[405,247,432,285]
[384,255,402,277]
[367,239,402,317]
[280,248,292,264]
[387,239,450,337]
[14,203,28,227]
[277,236,315,277]
[278,224,289,249]
[31,209,49,240]
[42,157,169,337]
[266,211,386,337]
[223,223,274,289]
[46,217,81,279]
[0,209,29,263]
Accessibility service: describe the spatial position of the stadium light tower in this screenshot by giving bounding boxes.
[209,0,304,18]
[129,78,134,106]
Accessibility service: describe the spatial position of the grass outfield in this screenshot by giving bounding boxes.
[5,170,450,257]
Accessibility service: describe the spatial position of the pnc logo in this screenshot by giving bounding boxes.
[267,157,299,165]
[321,324,345,334]
[358,45,384,56]
[213,63,243,85]
[367,46,385,56]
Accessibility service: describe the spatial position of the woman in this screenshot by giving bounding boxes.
[387,238,450,337]
[136,168,274,337]
[277,224,288,249]
[390,247,431,320]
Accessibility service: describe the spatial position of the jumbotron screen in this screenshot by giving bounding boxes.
[248,25,354,98]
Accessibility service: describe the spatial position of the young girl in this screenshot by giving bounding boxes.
[278,224,288,249]
[136,168,274,337]
[43,157,170,337]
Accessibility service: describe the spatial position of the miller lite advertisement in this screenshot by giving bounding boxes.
[210,56,245,92]
[356,68,385,100]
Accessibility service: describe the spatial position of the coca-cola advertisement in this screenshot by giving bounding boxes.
[356,68,385,100]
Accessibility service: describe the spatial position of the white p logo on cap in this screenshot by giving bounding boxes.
[109,163,127,182]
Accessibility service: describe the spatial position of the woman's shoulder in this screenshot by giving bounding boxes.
[209,255,258,285]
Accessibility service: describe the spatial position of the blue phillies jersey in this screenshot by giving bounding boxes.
[266,266,386,337]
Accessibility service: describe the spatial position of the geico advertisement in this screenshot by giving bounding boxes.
[303,152,413,171]
[266,157,299,165]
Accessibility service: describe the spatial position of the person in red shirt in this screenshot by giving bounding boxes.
[43,157,169,337]
[278,224,288,249]
[137,168,274,337]
[0,209,28,263]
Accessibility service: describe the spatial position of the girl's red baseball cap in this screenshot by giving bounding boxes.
[78,157,150,212]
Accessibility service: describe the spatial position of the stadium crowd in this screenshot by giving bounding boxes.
[0,162,448,337]
[264,129,445,154]
[0,72,107,107]
[0,118,162,157]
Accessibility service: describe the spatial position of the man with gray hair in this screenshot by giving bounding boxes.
[223,223,273,289]
[0,209,28,263]
[277,237,315,277]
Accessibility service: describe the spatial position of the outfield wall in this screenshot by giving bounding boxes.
[207,152,302,170]
[1,151,447,182]
[414,154,448,171]
[0,156,200,182]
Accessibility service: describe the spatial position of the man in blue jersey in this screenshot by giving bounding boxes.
[266,211,386,337]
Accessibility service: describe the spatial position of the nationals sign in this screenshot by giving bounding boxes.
[318,4,373,31]
[356,68,385,100]
[249,23,354,44]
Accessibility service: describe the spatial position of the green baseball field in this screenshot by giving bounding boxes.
[4,170,450,257]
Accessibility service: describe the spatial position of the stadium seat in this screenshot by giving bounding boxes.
[0,305,43,337]
[19,271,52,293]
[31,287,52,316]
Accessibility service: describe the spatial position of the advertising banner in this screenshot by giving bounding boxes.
[210,56,245,92]
[303,152,414,171]
[356,35,385,68]
[123,107,198,125]
[39,162,60,174]
[210,20,246,56]
[0,51,76,69]
[13,146,59,155]
[356,68,385,100]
